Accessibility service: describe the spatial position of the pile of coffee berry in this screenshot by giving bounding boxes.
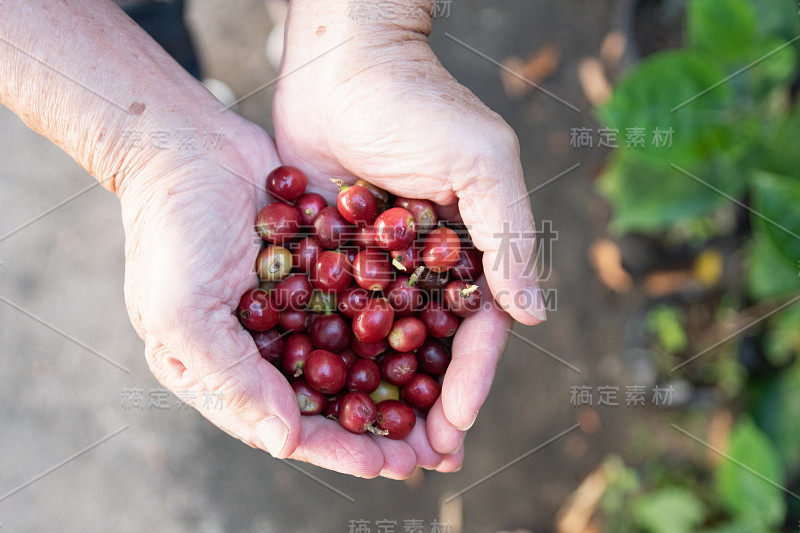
[236,166,483,440]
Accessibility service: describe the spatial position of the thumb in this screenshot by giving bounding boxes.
[454,125,547,325]
[164,305,301,458]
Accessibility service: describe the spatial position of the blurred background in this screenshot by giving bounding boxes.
[2,0,800,531]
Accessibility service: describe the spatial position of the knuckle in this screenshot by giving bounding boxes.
[496,121,521,155]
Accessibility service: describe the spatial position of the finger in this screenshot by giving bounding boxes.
[404,417,446,469]
[146,338,386,477]
[144,338,263,449]
[426,400,464,455]
[289,417,384,478]
[453,127,547,325]
[435,443,465,473]
[162,304,301,459]
[441,295,513,431]
[374,437,418,480]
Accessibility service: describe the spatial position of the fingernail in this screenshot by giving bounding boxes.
[524,286,548,322]
[456,412,478,432]
[443,434,465,458]
[255,416,289,457]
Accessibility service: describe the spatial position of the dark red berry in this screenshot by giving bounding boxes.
[293,237,323,274]
[451,248,483,281]
[292,378,326,415]
[401,373,441,410]
[311,251,353,293]
[386,275,424,316]
[333,179,379,224]
[251,329,285,366]
[305,349,347,394]
[422,227,461,272]
[237,289,280,331]
[313,206,352,249]
[352,298,395,343]
[354,179,390,211]
[394,197,438,233]
[342,246,358,264]
[414,267,451,293]
[338,392,386,435]
[267,165,307,202]
[416,338,451,376]
[376,400,416,440]
[387,316,427,352]
[337,287,371,319]
[352,249,393,291]
[323,391,347,419]
[351,336,389,359]
[246,174,475,435]
[256,202,302,244]
[282,333,313,377]
[309,313,350,353]
[346,358,381,393]
[278,309,308,332]
[338,348,359,367]
[273,273,313,310]
[443,280,482,318]
[419,300,460,338]
[379,351,418,387]
[295,192,327,226]
[374,207,416,251]
[390,244,421,272]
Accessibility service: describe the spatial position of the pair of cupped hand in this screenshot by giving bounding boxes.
[119,17,544,479]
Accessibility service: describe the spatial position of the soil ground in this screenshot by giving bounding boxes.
[0,1,665,531]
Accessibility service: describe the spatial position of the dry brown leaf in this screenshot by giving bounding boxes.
[578,408,602,434]
[644,270,695,297]
[588,239,633,293]
[578,58,612,106]
[501,42,561,99]
[708,409,733,468]
[556,466,608,533]
[600,31,627,67]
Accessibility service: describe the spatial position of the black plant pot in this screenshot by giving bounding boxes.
[614,0,686,71]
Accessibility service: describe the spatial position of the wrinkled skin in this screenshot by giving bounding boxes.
[119,7,543,479]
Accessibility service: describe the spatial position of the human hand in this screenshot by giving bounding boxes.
[0,0,452,479]
[274,0,546,465]
[119,112,451,478]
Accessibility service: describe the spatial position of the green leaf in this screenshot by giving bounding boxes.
[763,305,800,366]
[599,153,743,233]
[751,171,800,265]
[647,305,688,354]
[688,0,757,60]
[754,108,800,177]
[700,524,770,533]
[632,488,704,533]
[752,361,800,477]
[750,0,800,40]
[715,418,786,527]
[746,232,800,299]
[598,50,735,167]
[749,38,799,88]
